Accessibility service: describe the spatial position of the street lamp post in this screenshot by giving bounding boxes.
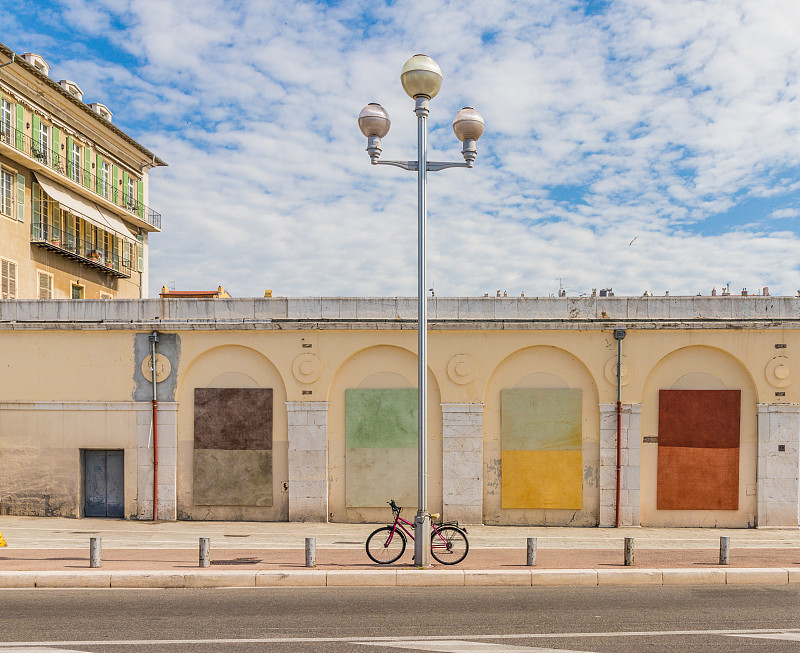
[359,55,484,567]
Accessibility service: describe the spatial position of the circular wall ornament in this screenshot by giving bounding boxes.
[447,354,477,385]
[141,353,171,383]
[293,353,322,384]
[766,356,793,388]
[604,355,633,387]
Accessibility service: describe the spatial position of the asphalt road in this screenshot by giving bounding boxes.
[1,586,800,652]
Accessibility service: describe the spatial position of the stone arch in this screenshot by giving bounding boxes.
[640,345,757,527]
[175,344,288,521]
[328,344,442,523]
[483,345,600,525]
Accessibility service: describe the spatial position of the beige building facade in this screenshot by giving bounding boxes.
[0,43,165,300]
[0,295,797,529]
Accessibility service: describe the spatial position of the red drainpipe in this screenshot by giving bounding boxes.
[613,329,626,528]
[149,331,159,521]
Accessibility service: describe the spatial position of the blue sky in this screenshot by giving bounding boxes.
[4,0,800,297]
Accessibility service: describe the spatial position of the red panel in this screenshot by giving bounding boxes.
[658,389,740,448]
[657,446,739,510]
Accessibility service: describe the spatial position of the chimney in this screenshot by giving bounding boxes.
[742,288,748,296]
[711,288,716,296]
[763,286,769,296]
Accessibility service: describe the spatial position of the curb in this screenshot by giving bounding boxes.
[0,568,798,589]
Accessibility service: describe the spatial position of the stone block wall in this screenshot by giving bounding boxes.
[442,403,483,524]
[599,403,641,527]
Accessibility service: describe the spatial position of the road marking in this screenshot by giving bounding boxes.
[728,632,800,641]
[0,649,91,653]
[2,628,800,647]
[356,640,594,652]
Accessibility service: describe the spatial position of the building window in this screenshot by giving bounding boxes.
[71,283,84,300]
[38,271,53,299]
[1,258,17,299]
[127,177,136,210]
[101,162,110,198]
[38,122,49,161]
[71,142,81,183]
[0,99,11,143]
[0,168,13,218]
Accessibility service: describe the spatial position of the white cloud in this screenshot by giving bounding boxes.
[7,0,800,297]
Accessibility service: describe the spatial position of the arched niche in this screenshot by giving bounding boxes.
[328,344,442,523]
[640,345,757,527]
[483,345,600,526]
[175,345,288,521]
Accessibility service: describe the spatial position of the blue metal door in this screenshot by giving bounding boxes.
[84,450,124,517]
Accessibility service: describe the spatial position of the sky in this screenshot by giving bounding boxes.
[4,0,800,298]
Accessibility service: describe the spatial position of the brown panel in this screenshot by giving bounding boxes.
[194,388,273,450]
[658,389,741,448]
[657,446,739,510]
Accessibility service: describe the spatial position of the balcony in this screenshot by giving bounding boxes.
[0,123,161,230]
[31,222,133,278]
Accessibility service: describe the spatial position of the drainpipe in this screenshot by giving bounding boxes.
[613,329,626,528]
[148,331,159,521]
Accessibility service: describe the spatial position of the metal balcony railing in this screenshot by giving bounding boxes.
[31,222,135,279]
[0,123,161,229]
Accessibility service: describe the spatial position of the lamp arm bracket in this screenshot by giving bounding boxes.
[373,160,418,171]
[427,161,472,171]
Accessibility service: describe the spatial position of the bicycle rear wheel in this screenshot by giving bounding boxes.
[366,526,406,564]
[430,526,469,565]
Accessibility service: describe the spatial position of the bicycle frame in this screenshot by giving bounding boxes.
[384,507,453,548]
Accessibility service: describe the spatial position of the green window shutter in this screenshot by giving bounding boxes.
[66,135,73,177]
[122,170,129,206]
[83,146,90,187]
[32,183,41,237]
[137,179,144,218]
[15,104,23,150]
[95,155,102,193]
[112,165,119,204]
[32,114,40,152]
[51,126,60,170]
[15,173,24,222]
[136,233,144,273]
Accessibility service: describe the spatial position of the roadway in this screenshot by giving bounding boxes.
[2,585,800,652]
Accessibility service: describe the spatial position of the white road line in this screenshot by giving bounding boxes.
[355,640,594,652]
[0,649,91,653]
[2,628,800,647]
[728,633,800,641]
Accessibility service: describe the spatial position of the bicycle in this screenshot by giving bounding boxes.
[365,500,469,565]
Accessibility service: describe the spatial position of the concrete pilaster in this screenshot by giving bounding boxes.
[757,404,800,527]
[287,401,329,522]
[599,403,641,527]
[137,402,178,521]
[441,403,484,525]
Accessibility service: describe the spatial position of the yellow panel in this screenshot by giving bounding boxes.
[501,450,582,509]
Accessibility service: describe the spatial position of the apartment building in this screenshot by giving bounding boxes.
[0,43,165,299]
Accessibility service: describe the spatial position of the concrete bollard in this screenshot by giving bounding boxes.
[199,537,210,568]
[720,536,730,565]
[526,537,537,567]
[89,537,101,568]
[624,537,634,566]
[305,537,316,568]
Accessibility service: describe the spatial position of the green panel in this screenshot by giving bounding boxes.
[15,104,23,150]
[83,146,91,187]
[112,165,119,203]
[136,233,143,272]
[193,449,272,506]
[345,388,417,449]
[137,179,144,217]
[501,388,582,451]
[95,155,103,193]
[32,183,41,236]
[32,114,40,150]
[66,135,73,176]
[345,447,417,508]
[51,126,60,169]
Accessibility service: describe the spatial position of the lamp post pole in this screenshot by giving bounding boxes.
[359,55,484,567]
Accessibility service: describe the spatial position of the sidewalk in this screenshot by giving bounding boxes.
[1,516,799,588]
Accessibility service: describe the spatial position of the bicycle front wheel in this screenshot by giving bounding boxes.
[431,526,469,565]
[366,526,406,564]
